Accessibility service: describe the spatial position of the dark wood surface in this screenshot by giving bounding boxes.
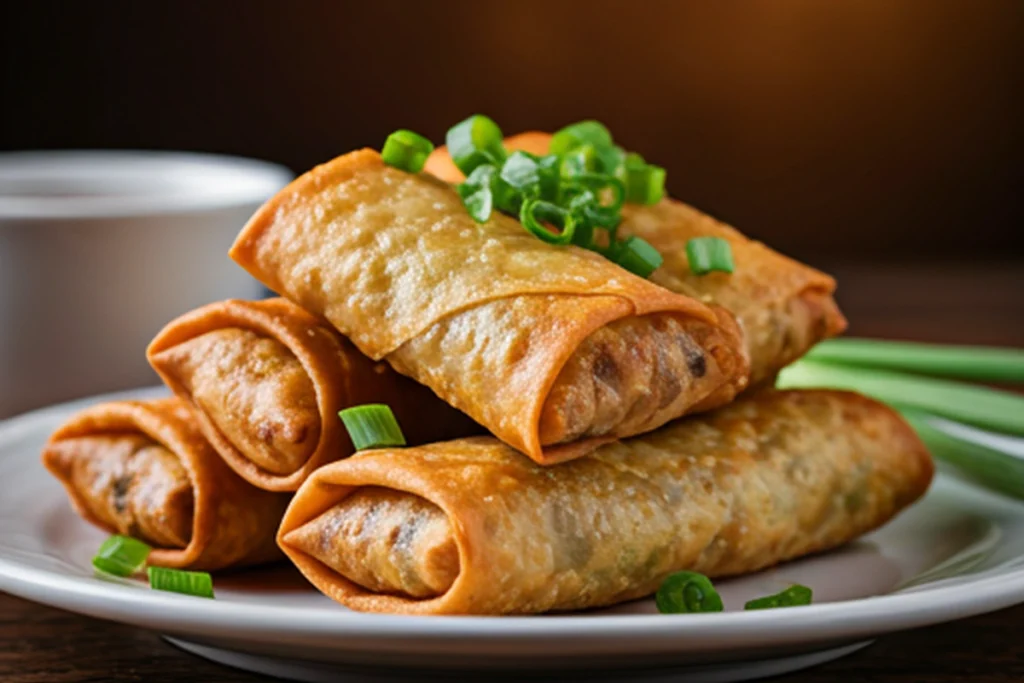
[2,262,1023,682]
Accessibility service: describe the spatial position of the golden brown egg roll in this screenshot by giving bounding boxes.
[230,149,749,465]
[279,389,932,615]
[426,133,847,387]
[147,298,481,491]
[42,398,289,571]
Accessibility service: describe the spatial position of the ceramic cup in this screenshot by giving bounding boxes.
[0,150,293,417]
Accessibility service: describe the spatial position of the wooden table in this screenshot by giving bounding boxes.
[2,262,1023,682]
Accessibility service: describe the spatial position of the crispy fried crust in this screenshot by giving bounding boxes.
[230,150,748,464]
[279,390,932,615]
[147,298,481,490]
[426,132,846,386]
[42,398,289,571]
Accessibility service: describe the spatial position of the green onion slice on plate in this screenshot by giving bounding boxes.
[686,236,735,275]
[339,404,407,450]
[148,566,215,599]
[446,115,507,176]
[744,584,813,610]
[92,535,151,577]
[655,571,724,613]
[381,130,434,174]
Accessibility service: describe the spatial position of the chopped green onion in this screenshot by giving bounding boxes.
[446,115,506,176]
[613,236,664,278]
[597,144,627,179]
[686,237,735,275]
[656,571,724,613]
[381,130,434,174]
[745,584,813,610]
[92,535,151,577]
[806,338,1024,384]
[339,404,407,450]
[776,360,1024,437]
[901,410,1024,500]
[148,566,214,599]
[549,120,614,156]
[560,145,599,178]
[458,165,496,223]
[499,151,545,198]
[520,199,578,245]
[567,173,626,214]
[623,160,666,205]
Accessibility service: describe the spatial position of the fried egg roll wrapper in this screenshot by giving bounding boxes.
[42,398,289,571]
[147,298,481,491]
[427,133,846,387]
[279,389,932,615]
[230,150,749,465]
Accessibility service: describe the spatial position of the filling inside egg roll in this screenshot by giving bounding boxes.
[230,150,749,465]
[426,132,847,387]
[147,298,481,491]
[279,389,933,615]
[42,398,289,571]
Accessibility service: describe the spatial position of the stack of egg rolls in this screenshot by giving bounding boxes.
[425,133,847,387]
[229,149,750,465]
[279,389,932,615]
[40,132,933,616]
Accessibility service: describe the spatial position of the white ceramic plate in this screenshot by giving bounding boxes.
[2,389,1024,683]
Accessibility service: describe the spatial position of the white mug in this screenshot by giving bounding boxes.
[0,150,293,417]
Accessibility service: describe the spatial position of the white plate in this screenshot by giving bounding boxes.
[3,390,1024,682]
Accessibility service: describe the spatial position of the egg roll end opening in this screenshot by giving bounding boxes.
[281,487,459,600]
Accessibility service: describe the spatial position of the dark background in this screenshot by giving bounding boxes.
[1,0,1021,263]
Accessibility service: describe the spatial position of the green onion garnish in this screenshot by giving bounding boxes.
[458,164,496,223]
[614,236,664,278]
[623,159,666,205]
[520,199,578,245]
[655,571,724,614]
[381,130,434,174]
[339,404,407,450]
[446,115,507,176]
[550,120,614,157]
[443,116,690,279]
[745,584,813,610]
[147,566,215,599]
[92,535,151,577]
[901,409,1024,500]
[806,338,1024,384]
[776,359,1024,437]
[686,237,735,275]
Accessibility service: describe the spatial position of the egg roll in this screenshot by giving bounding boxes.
[279,389,932,615]
[426,133,847,386]
[230,149,749,465]
[147,298,481,491]
[42,398,288,571]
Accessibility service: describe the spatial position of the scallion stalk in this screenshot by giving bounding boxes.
[776,360,1024,436]
[806,338,1024,384]
[901,410,1024,500]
